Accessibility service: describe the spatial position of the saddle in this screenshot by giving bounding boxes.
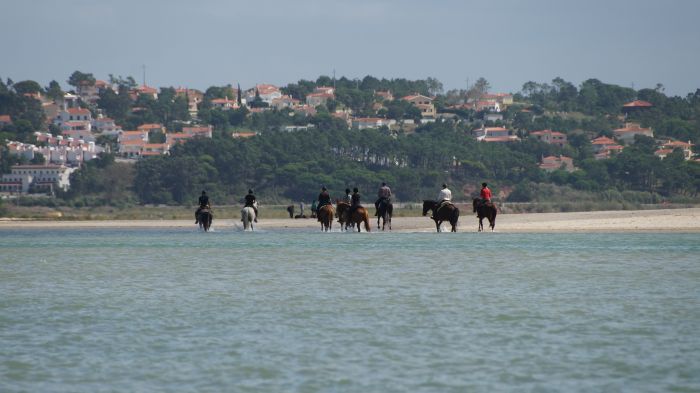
[435,201,453,216]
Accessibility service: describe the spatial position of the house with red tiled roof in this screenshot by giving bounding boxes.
[472,126,519,143]
[481,93,514,106]
[134,85,158,99]
[402,94,436,119]
[271,95,300,110]
[210,97,239,110]
[374,91,394,102]
[245,84,282,104]
[137,123,166,134]
[539,155,576,172]
[182,125,213,138]
[232,131,257,139]
[306,92,334,108]
[591,136,624,159]
[613,122,653,144]
[54,107,92,127]
[530,130,567,147]
[655,140,695,161]
[0,115,12,127]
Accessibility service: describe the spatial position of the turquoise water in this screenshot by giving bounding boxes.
[1,228,699,392]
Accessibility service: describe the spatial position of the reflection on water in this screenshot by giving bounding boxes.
[1,229,699,392]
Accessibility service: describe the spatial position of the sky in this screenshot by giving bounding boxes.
[2,0,699,96]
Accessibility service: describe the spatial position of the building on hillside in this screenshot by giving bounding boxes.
[270,95,300,110]
[622,100,653,116]
[655,140,695,161]
[182,125,213,138]
[530,130,567,147]
[472,126,519,143]
[294,104,317,117]
[61,126,95,142]
[92,115,122,135]
[613,122,653,144]
[245,84,282,104]
[54,107,92,124]
[28,133,103,165]
[351,117,395,130]
[374,90,394,102]
[176,88,204,118]
[474,100,501,112]
[0,164,76,194]
[119,130,149,143]
[591,136,624,159]
[484,112,504,123]
[134,85,158,100]
[306,92,335,108]
[137,123,166,134]
[210,98,239,110]
[232,131,257,138]
[402,94,436,119]
[140,143,170,157]
[539,155,576,172]
[482,93,514,106]
[0,115,13,127]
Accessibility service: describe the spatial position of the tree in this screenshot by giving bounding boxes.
[426,77,444,96]
[45,80,64,101]
[67,71,96,89]
[13,80,43,95]
[467,77,490,101]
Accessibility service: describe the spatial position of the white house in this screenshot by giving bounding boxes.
[0,164,76,194]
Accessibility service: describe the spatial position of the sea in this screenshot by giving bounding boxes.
[1,227,699,392]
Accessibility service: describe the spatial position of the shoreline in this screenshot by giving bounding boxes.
[2,208,699,232]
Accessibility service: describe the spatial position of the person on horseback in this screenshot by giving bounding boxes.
[194,190,210,224]
[480,182,492,207]
[349,187,361,218]
[243,189,258,222]
[434,183,452,219]
[374,182,392,216]
[317,186,332,221]
[343,188,352,204]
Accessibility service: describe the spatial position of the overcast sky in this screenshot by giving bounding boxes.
[2,0,699,96]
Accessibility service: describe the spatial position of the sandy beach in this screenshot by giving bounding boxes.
[1,208,699,232]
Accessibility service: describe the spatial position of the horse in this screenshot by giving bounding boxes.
[422,200,459,232]
[336,202,370,232]
[241,206,256,231]
[198,209,213,232]
[376,199,393,231]
[473,198,497,232]
[317,204,334,232]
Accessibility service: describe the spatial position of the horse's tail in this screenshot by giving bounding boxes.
[452,206,460,223]
[364,215,371,232]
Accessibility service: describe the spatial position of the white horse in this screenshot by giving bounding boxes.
[241,204,256,231]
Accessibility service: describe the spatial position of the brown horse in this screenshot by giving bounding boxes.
[376,199,392,231]
[336,202,370,232]
[197,209,213,232]
[422,200,459,232]
[317,204,334,232]
[473,198,497,232]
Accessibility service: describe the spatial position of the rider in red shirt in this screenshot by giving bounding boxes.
[480,182,492,204]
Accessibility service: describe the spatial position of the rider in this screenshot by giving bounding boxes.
[194,190,210,224]
[434,183,452,218]
[243,188,258,222]
[317,186,332,221]
[343,188,352,204]
[374,182,392,216]
[480,182,492,206]
[349,187,361,218]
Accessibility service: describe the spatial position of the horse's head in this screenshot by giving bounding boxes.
[422,200,434,216]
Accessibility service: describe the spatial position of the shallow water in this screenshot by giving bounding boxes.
[1,228,699,392]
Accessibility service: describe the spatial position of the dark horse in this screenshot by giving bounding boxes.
[336,202,371,232]
[317,204,334,232]
[198,208,213,232]
[422,200,459,232]
[473,198,497,232]
[376,199,393,231]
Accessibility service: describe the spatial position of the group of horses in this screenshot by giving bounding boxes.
[197,199,498,233]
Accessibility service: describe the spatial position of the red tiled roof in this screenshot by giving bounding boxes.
[623,100,653,108]
[531,129,565,136]
[67,108,90,115]
[0,115,12,123]
[591,136,617,145]
[137,123,163,130]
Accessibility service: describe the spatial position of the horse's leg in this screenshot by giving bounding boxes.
[435,219,441,233]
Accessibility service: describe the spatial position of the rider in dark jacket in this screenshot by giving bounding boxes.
[195,190,210,224]
[349,187,361,218]
[244,189,258,222]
